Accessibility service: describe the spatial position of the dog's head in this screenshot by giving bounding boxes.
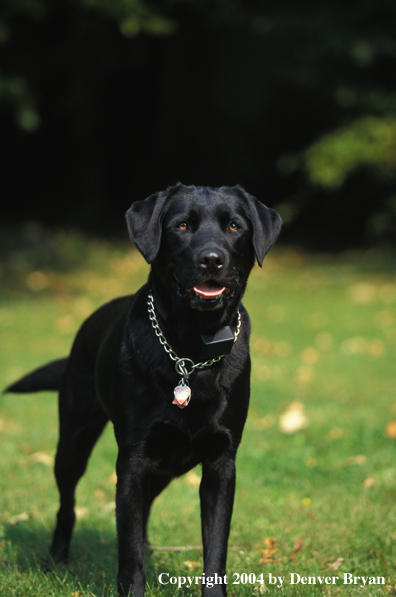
[126,183,281,311]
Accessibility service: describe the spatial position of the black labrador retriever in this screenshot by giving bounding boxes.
[6,183,281,596]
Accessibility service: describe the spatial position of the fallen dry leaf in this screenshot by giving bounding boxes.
[301,347,319,364]
[379,283,396,303]
[385,421,396,438]
[185,471,201,487]
[255,584,269,594]
[19,443,32,455]
[29,451,54,466]
[279,402,309,434]
[328,427,346,440]
[264,537,277,549]
[103,502,115,512]
[26,270,50,292]
[252,415,276,430]
[8,512,30,525]
[259,537,282,563]
[56,314,77,334]
[184,560,201,571]
[290,539,304,557]
[273,341,292,358]
[75,507,89,519]
[366,340,385,359]
[347,454,367,466]
[328,557,344,570]
[253,338,273,355]
[341,336,367,355]
[347,283,376,304]
[73,297,94,318]
[108,472,117,485]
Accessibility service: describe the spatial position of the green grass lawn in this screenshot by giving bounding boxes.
[1,233,396,596]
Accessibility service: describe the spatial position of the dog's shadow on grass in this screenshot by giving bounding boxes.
[4,520,193,595]
[4,520,116,592]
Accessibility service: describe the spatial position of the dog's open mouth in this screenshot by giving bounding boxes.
[175,276,235,309]
[192,280,228,299]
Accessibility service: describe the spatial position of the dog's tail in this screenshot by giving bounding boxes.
[5,358,68,394]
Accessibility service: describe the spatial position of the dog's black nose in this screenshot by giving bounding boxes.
[198,248,225,271]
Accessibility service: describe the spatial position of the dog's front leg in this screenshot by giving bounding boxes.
[115,447,148,597]
[199,456,236,596]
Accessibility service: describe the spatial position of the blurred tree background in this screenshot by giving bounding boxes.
[1,0,396,250]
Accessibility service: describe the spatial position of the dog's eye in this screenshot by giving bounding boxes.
[229,222,239,231]
[177,222,188,230]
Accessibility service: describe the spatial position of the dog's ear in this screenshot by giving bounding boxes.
[125,190,170,264]
[235,185,282,267]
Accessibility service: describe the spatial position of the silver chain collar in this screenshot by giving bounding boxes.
[147,292,241,381]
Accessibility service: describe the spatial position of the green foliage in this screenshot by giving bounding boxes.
[1,234,396,594]
[3,0,396,244]
[79,0,177,36]
[0,75,40,132]
[305,116,396,188]
[0,0,176,132]
[1,0,48,19]
[0,0,177,38]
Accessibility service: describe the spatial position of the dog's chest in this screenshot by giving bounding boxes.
[143,419,230,476]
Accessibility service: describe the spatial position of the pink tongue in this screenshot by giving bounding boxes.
[193,282,226,298]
